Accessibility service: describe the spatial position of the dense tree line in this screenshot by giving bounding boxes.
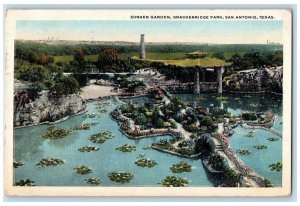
[15,41,283,56]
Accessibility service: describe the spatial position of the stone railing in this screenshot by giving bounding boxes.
[213,132,268,187]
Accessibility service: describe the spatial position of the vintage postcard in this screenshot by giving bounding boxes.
[4,9,292,196]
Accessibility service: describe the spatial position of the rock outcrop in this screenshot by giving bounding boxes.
[14,92,86,127]
[224,66,283,94]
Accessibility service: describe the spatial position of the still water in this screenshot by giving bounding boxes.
[175,93,283,186]
[14,98,214,186]
[14,93,282,186]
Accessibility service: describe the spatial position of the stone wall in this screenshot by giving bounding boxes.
[14,92,87,127]
[224,66,283,94]
[163,82,217,93]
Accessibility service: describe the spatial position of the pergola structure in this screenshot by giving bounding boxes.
[193,66,225,94]
[186,51,208,58]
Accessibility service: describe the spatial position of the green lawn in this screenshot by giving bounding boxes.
[133,57,231,67]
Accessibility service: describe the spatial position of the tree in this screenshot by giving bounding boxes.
[223,167,242,187]
[200,116,214,131]
[97,48,119,72]
[16,65,51,83]
[73,48,85,64]
[50,75,80,95]
[212,52,225,60]
[136,113,148,125]
[27,81,45,99]
[272,53,283,66]
[194,134,215,156]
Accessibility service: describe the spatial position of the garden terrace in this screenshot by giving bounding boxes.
[131,55,230,67]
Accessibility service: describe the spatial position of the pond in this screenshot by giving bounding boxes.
[14,98,214,187]
[175,93,283,186]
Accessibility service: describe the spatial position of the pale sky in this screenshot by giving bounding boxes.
[16,20,283,44]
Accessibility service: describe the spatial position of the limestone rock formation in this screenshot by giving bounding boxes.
[14,92,86,127]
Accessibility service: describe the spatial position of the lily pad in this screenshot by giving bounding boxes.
[89,131,115,144]
[159,176,189,187]
[36,158,64,167]
[143,146,152,150]
[78,146,100,152]
[244,131,254,138]
[236,149,251,156]
[85,178,101,185]
[170,161,192,173]
[253,145,268,150]
[74,165,93,175]
[43,126,72,139]
[15,179,35,186]
[108,172,134,183]
[74,123,93,130]
[136,154,145,158]
[135,158,157,168]
[116,144,136,152]
[85,113,97,118]
[269,162,282,172]
[97,109,108,113]
[267,137,280,142]
[13,161,25,168]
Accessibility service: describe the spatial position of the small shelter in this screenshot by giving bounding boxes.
[186,51,208,58]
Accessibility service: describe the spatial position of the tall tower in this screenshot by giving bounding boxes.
[140,34,145,59]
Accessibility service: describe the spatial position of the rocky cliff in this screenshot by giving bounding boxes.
[14,92,87,127]
[224,66,283,94]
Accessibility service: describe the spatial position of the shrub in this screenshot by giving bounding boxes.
[242,112,258,121]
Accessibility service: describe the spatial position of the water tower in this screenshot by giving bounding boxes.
[140,34,145,59]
